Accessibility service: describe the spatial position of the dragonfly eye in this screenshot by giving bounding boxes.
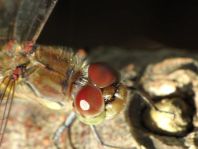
[74,85,105,117]
[88,63,118,88]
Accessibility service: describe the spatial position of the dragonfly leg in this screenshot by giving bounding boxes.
[134,90,175,119]
[90,125,134,149]
[53,112,76,149]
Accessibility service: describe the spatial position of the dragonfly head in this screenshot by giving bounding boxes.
[73,62,128,125]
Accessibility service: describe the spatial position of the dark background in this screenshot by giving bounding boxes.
[38,0,198,50]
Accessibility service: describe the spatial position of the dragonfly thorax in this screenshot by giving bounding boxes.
[20,45,89,110]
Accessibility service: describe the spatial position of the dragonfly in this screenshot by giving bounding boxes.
[0,0,133,148]
[0,0,175,148]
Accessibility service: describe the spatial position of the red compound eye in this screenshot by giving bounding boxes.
[88,63,117,88]
[74,85,104,117]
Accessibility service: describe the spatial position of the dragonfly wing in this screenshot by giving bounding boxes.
[0,0,21,41]
[0,76,15,145]
[0,0,58,43]
[14,0,58,42]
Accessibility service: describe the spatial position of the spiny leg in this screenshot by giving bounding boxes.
[0,77,15,145]
[0,81,15,142]
[90,125,135,149]
[53,112,76,149]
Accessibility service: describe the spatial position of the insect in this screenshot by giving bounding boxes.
[0,0,177,148]
[0,0,131,148]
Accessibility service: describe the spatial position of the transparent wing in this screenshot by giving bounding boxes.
[14,0,58,42]
[0,0,58,43]
[0,0,21,41]
[0,76,15,145]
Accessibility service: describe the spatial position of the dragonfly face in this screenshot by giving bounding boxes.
[0,0,128,147]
